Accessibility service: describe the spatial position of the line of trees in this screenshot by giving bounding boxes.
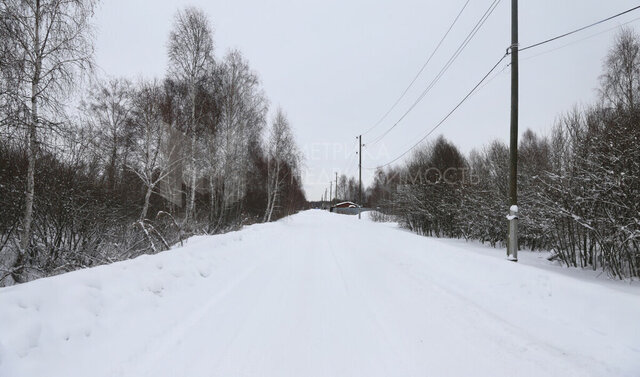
[366,29,640,279]
[334,174,361,203]
[0,2,305,286]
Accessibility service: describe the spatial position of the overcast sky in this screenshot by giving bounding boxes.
[93,0,640,200]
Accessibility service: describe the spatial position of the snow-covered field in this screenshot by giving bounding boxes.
[1,210,639,377]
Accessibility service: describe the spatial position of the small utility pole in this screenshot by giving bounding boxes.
[358,135,362,220]
[329,181,333,205]
[507,0,519,261]
[335,172,338,201]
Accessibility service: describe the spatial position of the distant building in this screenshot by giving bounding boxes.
[332,201,358,209]
[329,201,362,214]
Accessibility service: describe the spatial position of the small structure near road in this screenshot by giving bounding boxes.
[332,201,358,209]
[330,201,362,215]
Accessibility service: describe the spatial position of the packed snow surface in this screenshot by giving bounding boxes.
[1,210,639,377]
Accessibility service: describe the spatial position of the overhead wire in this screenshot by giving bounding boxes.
[468,15,640,103]
[520,15,640,62]
[459,12,640,101]
[366,52,509,170]
[361,0,472,136]
[474,59,510,93]
[519,4,640,52]
[364,4,640,170]
[336,140,359,178]
[366,0,502,147]
[342,150,358,176]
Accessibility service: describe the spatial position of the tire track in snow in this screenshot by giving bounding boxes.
[325,227,414,377]
[196,246,294,376]
[362,234,601,376]
[118,255,271,377]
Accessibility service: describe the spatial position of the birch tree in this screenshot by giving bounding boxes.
[0,0,96,283]
[83,77,133,190]
[167,6,214,222]
[0,5,308,286]
[128,80,177,221]
[264,109,298,222]
[600,27,640,111]
[215,50,267,220]
[0,7,23,138]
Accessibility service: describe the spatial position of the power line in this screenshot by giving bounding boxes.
[474,14,640,98]
[521,15,640,62]
[474,59,510,93]
[367,0,502,147]
[360,5,640,172]
[361,0,471,136]
[366,52,509,170]
[477,13,640,110]
[519,5,640,52]
[338,141,359,176]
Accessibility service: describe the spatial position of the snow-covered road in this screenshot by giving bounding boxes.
[1,210,639,377]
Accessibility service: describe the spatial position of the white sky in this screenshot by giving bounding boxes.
[93,0,640,200]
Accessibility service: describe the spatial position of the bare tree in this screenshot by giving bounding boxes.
[167,6,214,222]
[128,80,181,221]
[0,5,308,286]
[0,6,24,138]
[216,50,268,220]
[0,0,96,283]
[83,77,133,190]
[600,27,640,111]
[337,174,347,200]
[264,108,298,222]
[364,29,640,278]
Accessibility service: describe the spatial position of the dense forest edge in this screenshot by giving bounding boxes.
[0,3,306,286]
[361,29,639,279]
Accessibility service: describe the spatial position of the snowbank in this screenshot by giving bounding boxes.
[0,210,638,377]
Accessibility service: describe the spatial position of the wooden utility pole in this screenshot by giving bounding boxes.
[335,172,338,201]
[358,135,362,220]
[507,0,519,261]
[329,181,333,205]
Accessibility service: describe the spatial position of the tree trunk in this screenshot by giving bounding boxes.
[21,119,37,252]
[188,132,197,220]
[209,175,217,227]
[266,188,277,222]
[187,85,197,222]
[266,161,281,222]
[263,185,272,222]
[263,159,273,222]
[140,185,153,220]
[20,3,42,259]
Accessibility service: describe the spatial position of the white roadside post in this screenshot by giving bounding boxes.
[507,205,518,261]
